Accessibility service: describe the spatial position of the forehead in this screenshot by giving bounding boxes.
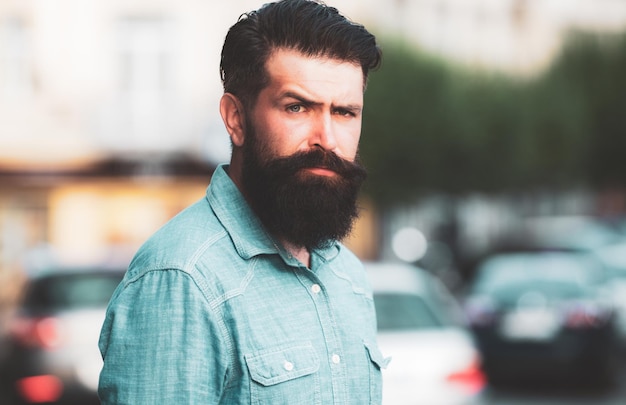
[263,48,364,98]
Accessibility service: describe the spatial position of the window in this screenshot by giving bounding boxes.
[0,16,33,98]
[101,16,177,150]
[117,16,173,95]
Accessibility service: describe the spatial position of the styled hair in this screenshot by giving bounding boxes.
[220,0,381,109]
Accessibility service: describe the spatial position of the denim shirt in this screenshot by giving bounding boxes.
[98,164,388,405]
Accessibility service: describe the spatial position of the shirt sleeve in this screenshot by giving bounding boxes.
[98,268,229,404]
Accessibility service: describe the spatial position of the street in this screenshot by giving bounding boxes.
[480,366,626,405]
[1,369,625,404]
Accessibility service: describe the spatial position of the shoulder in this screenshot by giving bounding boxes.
[118,195,254,299]
[134,198,223,264]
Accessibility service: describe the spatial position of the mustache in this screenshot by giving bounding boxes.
[263,149,367,181]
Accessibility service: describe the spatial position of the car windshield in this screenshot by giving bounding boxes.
[470,253,604,306]
[474,254,601,293]
[23,271,124,312]
[486,280,585,305]
[374,292,441,331]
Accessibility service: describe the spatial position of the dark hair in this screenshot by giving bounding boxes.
[220,0,381,109]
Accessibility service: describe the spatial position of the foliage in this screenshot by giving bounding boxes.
[360,32,626,208]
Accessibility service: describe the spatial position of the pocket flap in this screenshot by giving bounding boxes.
[364,340,391,369]
[245,343,320,386]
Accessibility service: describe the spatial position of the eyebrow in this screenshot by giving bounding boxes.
[281,91,362,114]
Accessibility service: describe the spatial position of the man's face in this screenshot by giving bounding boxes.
[239,49,368,249]
[249,48,365,169]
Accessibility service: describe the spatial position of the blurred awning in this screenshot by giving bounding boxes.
[0,153,216,186]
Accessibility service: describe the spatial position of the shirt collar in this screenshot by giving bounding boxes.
[207,164,341,264]
[207,164,275,260]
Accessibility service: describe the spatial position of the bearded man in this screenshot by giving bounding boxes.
[98,1,387,403]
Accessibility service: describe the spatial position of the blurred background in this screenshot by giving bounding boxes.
[2,0,626,403]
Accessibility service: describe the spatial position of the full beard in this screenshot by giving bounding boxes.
[240,126,367,250]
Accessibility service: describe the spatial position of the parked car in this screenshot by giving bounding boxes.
[593,241,626,349]
[464,252,619,388]
[0,266,125,404]
[493,215,623,254]
[365,261,486,405]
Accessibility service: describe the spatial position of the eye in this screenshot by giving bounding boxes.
[287,104,305,113]
[335,108,357,118]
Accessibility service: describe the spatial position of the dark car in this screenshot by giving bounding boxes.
[0,267,124,404]
[594,241,626,349]
[464,252,619,388]
[495,215,623,254]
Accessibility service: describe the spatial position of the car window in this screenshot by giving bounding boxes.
[487,280,585,305]
[473,254,604,295]
[374,293,441,331]
[23,272,124,311]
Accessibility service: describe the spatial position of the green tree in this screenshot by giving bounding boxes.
[548,32,626,188]
[360,33,626,208]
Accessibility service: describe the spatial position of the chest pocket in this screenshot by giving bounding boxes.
[245,342,321,405]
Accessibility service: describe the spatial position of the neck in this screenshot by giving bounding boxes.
[281,239,311,268]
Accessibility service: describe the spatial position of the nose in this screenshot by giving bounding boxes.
[309,113,337,151]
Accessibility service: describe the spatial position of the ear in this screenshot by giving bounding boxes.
[220,93,246,147]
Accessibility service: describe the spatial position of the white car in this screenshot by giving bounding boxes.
[365,261,486,405]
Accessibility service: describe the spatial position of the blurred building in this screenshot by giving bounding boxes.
[380,0,626,76]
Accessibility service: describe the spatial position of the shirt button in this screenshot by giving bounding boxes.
[284,361,294,371]
[331,354,341,364]
[311,284,321,294]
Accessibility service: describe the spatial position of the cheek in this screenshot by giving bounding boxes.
[269,129,304,157]
[270,123,314,157]
[338,127,362,160]
[252,112,302,154]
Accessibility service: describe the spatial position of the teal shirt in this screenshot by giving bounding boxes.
[98,164,388,404]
